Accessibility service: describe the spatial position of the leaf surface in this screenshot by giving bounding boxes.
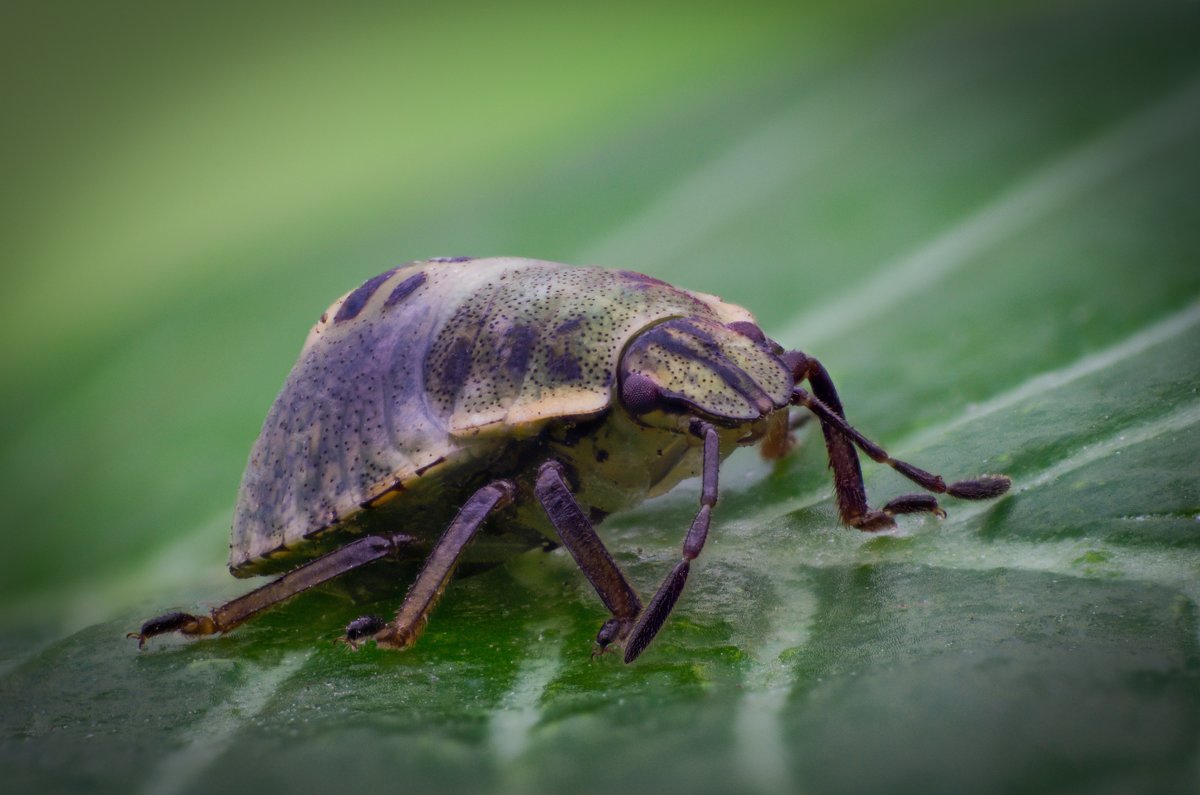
[2,2,1198,794]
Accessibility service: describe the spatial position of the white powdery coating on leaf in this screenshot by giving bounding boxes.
[139,653,309,795]
[733,578,818,795]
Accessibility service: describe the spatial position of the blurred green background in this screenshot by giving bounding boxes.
[2,1,1198,794]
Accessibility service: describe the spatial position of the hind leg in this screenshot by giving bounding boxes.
[130,532,415,648]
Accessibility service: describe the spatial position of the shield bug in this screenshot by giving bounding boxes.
[131,257,1010,662]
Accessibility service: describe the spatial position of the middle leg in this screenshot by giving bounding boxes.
[622,419,721,663]
[367,479,516,649]
[535,461,643,653]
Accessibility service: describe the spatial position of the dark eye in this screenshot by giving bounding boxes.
[620,372,661,414]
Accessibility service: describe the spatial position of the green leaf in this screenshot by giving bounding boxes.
[3,1,1198,794]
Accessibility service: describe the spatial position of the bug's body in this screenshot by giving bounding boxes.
[233,257,785,576]
[135,257,1009,662]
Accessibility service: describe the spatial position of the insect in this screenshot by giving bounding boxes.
[131,257,1010,662]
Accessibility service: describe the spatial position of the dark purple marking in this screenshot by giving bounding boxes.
[673,318,719,349]
[727,321,765,343]
[384,272,427,308]
[618,270,671,289]
[429,256,474,263]
[555,316,584,335]
[335,269,396,323]
[546,351,583,381]
[503,325,537,379]
[442,337,473,387]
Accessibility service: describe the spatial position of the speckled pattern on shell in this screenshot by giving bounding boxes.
[229,257,759,574]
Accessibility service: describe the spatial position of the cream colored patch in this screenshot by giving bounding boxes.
[301,290,350,352]
[449,388,609,436]
[506,389,609,426]
[685,289,758,327]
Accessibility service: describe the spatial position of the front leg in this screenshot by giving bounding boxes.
[784,350,1010,530]
[622,419,721,663]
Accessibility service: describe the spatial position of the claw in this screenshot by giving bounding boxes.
[128,611,210,649]
[592,617,633,660]
[339,615,386,650]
